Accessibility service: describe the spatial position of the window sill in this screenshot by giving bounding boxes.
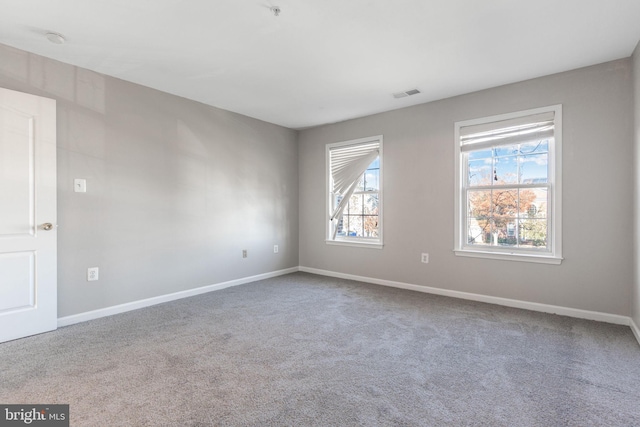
[326,239,383,249]
[454,249,562,265]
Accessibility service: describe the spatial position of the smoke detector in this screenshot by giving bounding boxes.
[271,6,281,16]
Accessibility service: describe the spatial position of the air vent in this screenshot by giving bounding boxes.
[393,88,421,99]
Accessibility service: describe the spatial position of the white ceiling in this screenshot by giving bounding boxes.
[1,1,640,130]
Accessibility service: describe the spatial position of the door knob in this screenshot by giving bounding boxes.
[42,223,54,231]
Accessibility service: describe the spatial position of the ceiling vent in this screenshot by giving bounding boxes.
[393,88,421,99]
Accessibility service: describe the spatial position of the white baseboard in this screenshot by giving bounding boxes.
[57,267,298,327]
[299,266,632,327]
[631,318,640,347]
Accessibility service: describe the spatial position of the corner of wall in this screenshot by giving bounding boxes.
[632,39,640,339]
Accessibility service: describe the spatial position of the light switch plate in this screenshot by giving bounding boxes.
[74,179,87,193]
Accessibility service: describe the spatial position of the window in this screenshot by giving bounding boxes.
[327,136,383,248]
[454,105,562,264]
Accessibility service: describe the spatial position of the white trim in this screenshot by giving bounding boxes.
[631,318,640,347]
[325,240,383,249]
[299,266,630,326]
[57,267,298,327]
[454,249,563,265]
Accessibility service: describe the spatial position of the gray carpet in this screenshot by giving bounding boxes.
[1,272,639,426]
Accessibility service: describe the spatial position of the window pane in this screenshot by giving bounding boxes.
[520,140,548,155]
[363,215,379,237]
[467,218,489,245]
[518,188,537,218]
[364,169,379,191]
[345,215,363,237]
[468,189,492,228]
[341,215,350,236]
[494,144,518,158]
[519,219,547,249]
[519,188,547,219]
[494,156,518,184]
[336,215,347,237]
[493,189,518,217]
[468,159,492,187]
[520,153,548,184]
[368,157,380,169]
[348,194,363,215]
[354,175,365,192]
[494,218,518,247]
[468,149,492,160]
[534,189,548,219]
[363,193,379,215]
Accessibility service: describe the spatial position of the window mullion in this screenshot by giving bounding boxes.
[489,186,498,246]
[516,184,521,248]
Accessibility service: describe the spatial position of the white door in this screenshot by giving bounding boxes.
[0,87,57,343]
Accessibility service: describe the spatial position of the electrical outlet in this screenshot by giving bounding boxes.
[421,253,429,264]
[242,249,247,258]
[274,245,279,254]
[87,267,99,281]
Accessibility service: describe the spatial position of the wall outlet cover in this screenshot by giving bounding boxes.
[87,267,99,281]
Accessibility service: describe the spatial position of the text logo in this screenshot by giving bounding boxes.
[0,405,69,427]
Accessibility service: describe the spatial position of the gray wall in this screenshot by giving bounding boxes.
[633,42,640,328]
[0,43,299,318]
[299,59,634,316]
[1,41,635,320]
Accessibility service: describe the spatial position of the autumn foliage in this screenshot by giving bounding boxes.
[468,189,538,245]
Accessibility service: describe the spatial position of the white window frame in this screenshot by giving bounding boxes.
[326,135,383,249]
[454,105,562,264]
